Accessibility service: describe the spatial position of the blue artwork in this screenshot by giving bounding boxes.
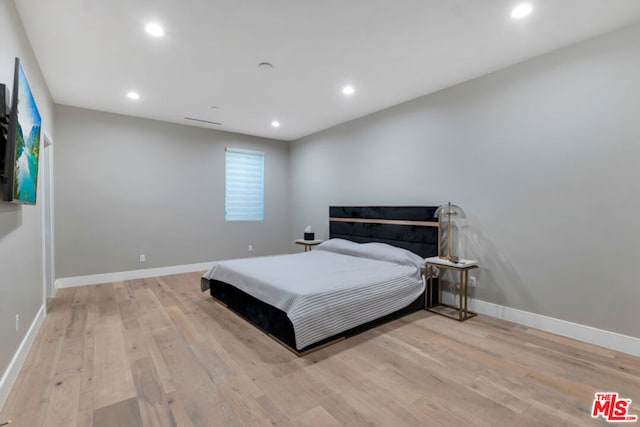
[12,63,41,204]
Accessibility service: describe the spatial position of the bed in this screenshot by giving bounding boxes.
[201,206,440,354]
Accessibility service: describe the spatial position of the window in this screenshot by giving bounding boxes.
[225,148,264,222]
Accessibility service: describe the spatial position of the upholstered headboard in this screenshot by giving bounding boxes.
[329,206,439,258]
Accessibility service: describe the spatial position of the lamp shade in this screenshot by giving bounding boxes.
[434,203,465,219]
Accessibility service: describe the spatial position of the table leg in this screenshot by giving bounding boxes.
[427,267,434,309]
[459,269,463,321]
[426,269,431,309]
[463,269,468,319]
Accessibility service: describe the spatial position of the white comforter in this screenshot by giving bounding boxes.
[202,239,425,350]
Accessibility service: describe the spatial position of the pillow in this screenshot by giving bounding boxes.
[315,238,424,269]
[314,238,360,254]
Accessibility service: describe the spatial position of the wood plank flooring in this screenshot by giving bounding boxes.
[1,271,639,426]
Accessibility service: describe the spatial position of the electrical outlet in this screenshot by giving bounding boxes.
[469,276,477,287]
[15,314,19,332]
[248,245,253,252]
[139,254,146,263]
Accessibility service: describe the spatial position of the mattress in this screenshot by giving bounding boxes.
[202,239,425,350]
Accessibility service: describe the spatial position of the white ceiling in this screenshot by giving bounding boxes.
[15,0,640,141]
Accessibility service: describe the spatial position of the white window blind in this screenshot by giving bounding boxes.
[225,148,264,222]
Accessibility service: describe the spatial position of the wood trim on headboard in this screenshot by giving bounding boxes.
[329,217,438,227]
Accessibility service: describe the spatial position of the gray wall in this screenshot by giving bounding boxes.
[290,24,640,339]
[0,0,54,382]
[54,106,290,278]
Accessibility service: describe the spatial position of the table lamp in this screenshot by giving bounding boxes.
[434,202,465,261]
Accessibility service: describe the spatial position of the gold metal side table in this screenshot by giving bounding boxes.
[295,239,324,252]
[425,256,479,321]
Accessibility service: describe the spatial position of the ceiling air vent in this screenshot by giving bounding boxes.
[184,117,222,126]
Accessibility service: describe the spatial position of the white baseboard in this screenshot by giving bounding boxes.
[440,291,640,358]
[0,304,46,411]
[55,261,215,290]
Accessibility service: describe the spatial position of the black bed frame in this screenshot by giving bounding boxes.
[203,206,440,355]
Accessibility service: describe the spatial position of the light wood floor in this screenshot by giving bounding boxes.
[1,272,639,426]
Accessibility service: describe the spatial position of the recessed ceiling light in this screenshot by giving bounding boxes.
[258,62,274,69]
[342,85,355,96]
[145,22,165,37]
[126,91,140,100]
[511,3,533,19]
[271,121,280,128]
